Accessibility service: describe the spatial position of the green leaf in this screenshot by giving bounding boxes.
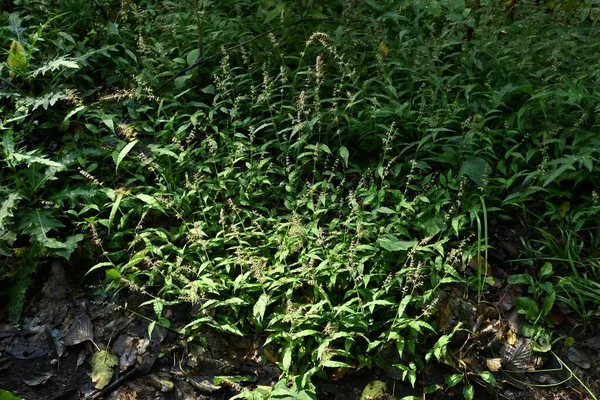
[30,57,79,77]
[541,291,556,317]
[0,192,22,230]
[508,274,533,286]
[339,146,349,168]
[322,360,353,368]
[108,192,124,233]
[187,48,200,66]
[459,156,489,186]
[479,371,496,384]
[377,235,416,252]
[463,384,474,400]
[282,345,292,372]
[516,297,540,321]
[18,209,65,243]
[0,389,22,400]
[264,3,285,23]
[52,234,84,260]
[101,116,115,134]
[540,262,553,280]
[543,162,575,187]
[445,373,463,387]
[135,194,164,212]
[253,293,269,325]
[116,140,138,171]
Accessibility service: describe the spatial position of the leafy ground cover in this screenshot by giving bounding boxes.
[1,0,600,398]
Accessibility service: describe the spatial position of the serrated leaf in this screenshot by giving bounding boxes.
[18,209,65,243]
[10,152,65,168]
[30,57,79,77]
[47,234,84,260]
[8,13,24,37]
[91,349,118,389]
[0,192,22,230]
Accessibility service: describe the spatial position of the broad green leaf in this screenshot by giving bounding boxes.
[459,156,489,186]
[116,140,138,171]
[91,349,118,389]
[187,48,200,66]
[508,274,533,286]
[377,234,416,252]
[516,297,539,321]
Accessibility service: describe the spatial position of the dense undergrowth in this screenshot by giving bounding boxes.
[1,0,600,398]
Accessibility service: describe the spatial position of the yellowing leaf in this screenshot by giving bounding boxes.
[486,357,502,372]
[378,41,389,59]
[91,349,118,389]
[360,380,387,400]
[7,41,27,71]
[559,201,570,219]
[506,329,517,346]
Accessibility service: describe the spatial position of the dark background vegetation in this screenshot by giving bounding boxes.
[1,0,599,398]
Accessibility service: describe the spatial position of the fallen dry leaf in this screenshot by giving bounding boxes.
[486,358,502,372]
[91,349,118,389]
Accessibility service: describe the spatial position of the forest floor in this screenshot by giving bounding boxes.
[1,257,599,400]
